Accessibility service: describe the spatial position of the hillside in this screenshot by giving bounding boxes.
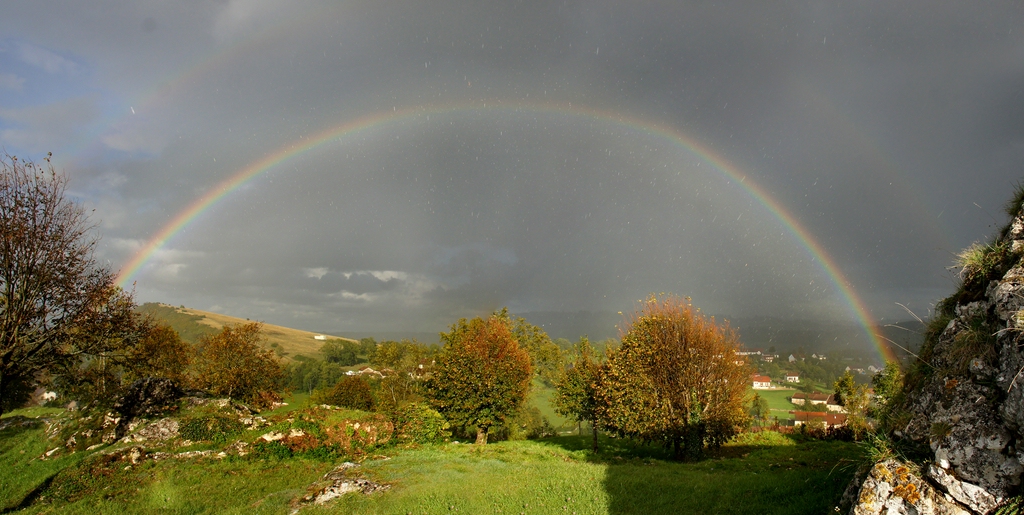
[137,303,356,360]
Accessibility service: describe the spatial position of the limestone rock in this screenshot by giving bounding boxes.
[292,462,389,512]
[847,460,969,515]
[110,377,184,439]
[926,465,1000,514]
[121,418,179,443]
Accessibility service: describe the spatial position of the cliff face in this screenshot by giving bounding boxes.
[849,195,1024,515]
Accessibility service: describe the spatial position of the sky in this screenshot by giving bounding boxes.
[1,1,1022,348]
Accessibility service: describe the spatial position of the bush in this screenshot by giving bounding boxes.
[391,402,450,444]
[179,413,243,443]
[313,375,374,411]
[252,440,293,460]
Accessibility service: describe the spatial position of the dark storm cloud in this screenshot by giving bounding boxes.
[2,1,1022,341]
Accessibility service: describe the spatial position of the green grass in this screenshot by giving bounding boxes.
[529,380,570,430]
[752,388,797,421]
[1,403,865,514]
[1,412,93,512]
[316,432,862,514]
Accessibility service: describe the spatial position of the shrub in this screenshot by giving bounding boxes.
[252,440,292,460]
[179,413,243,443]
[391,402,450,444]
[313,375,374,411]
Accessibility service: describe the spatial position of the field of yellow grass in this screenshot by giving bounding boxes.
[146,303,356,361]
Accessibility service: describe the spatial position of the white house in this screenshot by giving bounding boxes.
[314,334,327,341]
[751,375,772,389]
[785,372,800,383]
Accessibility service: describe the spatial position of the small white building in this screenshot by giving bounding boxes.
[785,372,800,383]
[751,375,772,389]
[314,334,327,341]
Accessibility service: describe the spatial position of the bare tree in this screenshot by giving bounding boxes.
[0,153,136,415]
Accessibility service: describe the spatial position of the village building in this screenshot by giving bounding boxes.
[751,375,772,389]
[790,392,844,412]
[792,411,848,429]
[785,372,800,383]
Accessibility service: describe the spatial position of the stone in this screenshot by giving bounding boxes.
[110,377,184,440]
[927,465,1000,514]
[260,431,285,442]
[847,460,970,515]
[121,418,180,443]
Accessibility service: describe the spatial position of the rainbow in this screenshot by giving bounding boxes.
[116,101,896,362]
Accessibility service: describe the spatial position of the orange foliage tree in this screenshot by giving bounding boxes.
[426,314,532,444]
[192,322,284,409]
[122,321,193,385]
[596,295,752,460]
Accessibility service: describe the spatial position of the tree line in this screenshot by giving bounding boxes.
[0,153,758,460]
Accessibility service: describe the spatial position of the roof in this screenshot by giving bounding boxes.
[751,375,771,383]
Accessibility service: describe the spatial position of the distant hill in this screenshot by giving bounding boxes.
[512,310,923,362]
[136,303,356,361]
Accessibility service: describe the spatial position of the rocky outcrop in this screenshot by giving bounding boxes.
[110,377,184,439]
[292,462,390,512]
[848,203,1024,514]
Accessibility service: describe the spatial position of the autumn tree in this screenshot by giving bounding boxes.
[554,337,603,451]
[595,295,752,460]
[426,313,532,444]
[0,153,138,415]
[122,321,193,385]
[497,309,564,386]
[314,375,374,411]
[192,322,284,409]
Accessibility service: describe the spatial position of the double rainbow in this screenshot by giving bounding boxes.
[116,101,896,361]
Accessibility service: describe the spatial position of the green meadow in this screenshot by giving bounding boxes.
[2,402,864,515]
[752,388,799,421]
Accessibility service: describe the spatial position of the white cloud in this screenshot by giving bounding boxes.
[304,267,329,279]
[15,42,77,74]
[330,270,446,305]
[0,73,25,91]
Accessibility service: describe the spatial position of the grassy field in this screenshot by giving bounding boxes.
[2,402,865,515]
[529,380,571,431]
[140,303,357,360]
[751,388,798,421]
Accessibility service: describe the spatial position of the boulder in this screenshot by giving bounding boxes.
[846,460,970,515]
[110,377,184,440]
